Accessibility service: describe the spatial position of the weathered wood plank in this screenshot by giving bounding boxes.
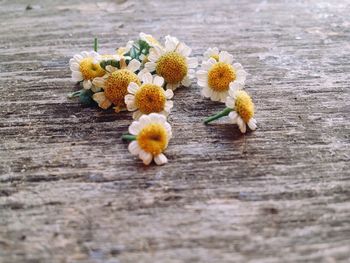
[0,0,349,262]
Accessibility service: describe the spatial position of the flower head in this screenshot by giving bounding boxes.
[69,51,105,91]
[225,85,257,133]
[128,113,172,165]
[145,35,198,90]
[197,48,247,102]
[92,58,141,112]
[125,70,174,120]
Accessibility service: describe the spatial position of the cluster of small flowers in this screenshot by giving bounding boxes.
[68,33,257,166]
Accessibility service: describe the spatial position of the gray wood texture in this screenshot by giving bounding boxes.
[1,0,349,262]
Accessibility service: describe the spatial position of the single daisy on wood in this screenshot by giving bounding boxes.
[204,84,257,134]
[69,51,105,91]
[122,113,172,165]
[145,35,198,90]
[92,58,141,112]
[196,48,247,103]
[125,71,174,120]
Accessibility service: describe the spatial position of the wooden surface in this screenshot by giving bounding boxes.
[1,0,350,262]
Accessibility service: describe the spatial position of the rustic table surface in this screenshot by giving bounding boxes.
[1,0,349,262]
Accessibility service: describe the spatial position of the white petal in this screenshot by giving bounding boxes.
[92,77,106,88]
[204,47,219,60]
[228,111,238,123]
[201,87,212,98]
[233,63,243,71]
[139,151,153,165]
[166,83,179,91]
[83,80,92,89]
[106,65,117,73]
[72,71,83,82]
[125,99,137,112]
[165,35,178,52]
[127,82,140,94]
[236,70,247,83]
[219,51,233,64]
[69,62,80,71]
[142,72,153,84]
[164,100,174,112]
[187,57,198,68]
[127,59,141,72]
[153,75,164,87]
[210,91,221,102]
[225,97,235,108]
[181,76,191,87]
[145,62,156,72]
[177,42,191,57]
[132,110,143,120]
[237,117,247,133]
[128,141,141,155]
[129,121,141,135]
[138,115,152,126]
[164,89,174,99]
[81,51,89,58]
[164,122,172,137]
[248,118,257,130]
[149,113,166,123]
[73,54,83,62]
[91,85,101,93]
[137,68,149,80]
[201,58,217,71]
[154,153,168,165]
[218,92,227,102]
[148,46,163,62]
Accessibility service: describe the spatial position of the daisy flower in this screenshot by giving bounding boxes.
[125,71,174,120]
[196,48,247,102]
[204,84,257,133]
[225,85,257,133]
[69,51,105,91]
[145,35,198,90]
[123,113,172,165]
[92,58,141,112]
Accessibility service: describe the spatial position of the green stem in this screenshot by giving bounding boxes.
[67,90,83,98]
[94,38,98,52]
[204,107,232,124]
[122,134,137,141]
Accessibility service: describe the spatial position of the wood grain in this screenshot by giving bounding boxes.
[0,0,349,262]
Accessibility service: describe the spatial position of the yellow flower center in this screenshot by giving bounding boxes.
[235,90,254,123]
[134,84,166,114]
[104,69,140,109]
[156,52,188,84]
[210,54,219,61]
[79,58,105,80]
[137,123,168,155]
[207,62,236,92]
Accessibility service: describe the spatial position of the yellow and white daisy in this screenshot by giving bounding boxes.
[196,49,247,102]
[127,113,172,165]
[69,51,105,91]
[225,85,257,133]
[92,58,141,112]
[145,35,198,90]
[125,71,174,120]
